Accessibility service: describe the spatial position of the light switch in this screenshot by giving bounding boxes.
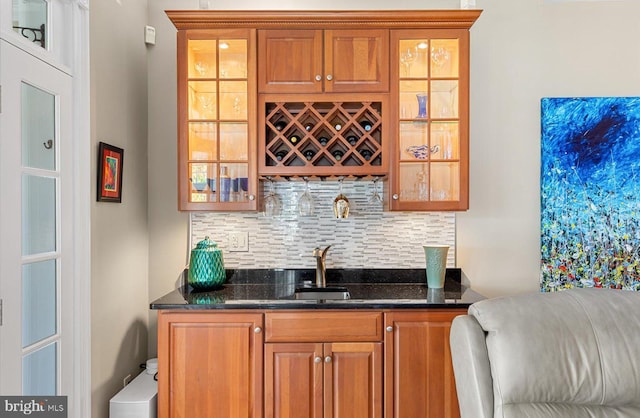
[144,25,156,45]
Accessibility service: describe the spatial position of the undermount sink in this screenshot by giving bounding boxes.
[294,286,351,300]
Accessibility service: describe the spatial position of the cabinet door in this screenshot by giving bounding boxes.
[324,30,389,93]
[325,342,383,418]
[265,343,324,418]
[157,311,264,418]
[178,29,258,211]
[258,30,323,94]
[389,29,469,211]
[384,310,463,418]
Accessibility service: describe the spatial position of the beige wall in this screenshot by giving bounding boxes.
[145,0,640,358]
[90,0,150,417]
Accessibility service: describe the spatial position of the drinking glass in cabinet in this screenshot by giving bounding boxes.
[219,81,247,120]
[431,122,459,160]
[399,40,429,78]
[188,81,217,120]
[399,163,429,201]
[219,123,248,160]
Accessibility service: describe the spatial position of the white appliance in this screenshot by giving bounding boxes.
[109,359,158,418]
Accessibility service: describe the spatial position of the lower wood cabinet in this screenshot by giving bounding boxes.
[384,310,462,418]
[157,308,464,418]
[265,342,383,418]
[157,311,264,418]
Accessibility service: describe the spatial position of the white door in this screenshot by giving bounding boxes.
[0,38,74,398]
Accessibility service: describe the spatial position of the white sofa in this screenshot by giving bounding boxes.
[450,288,640,418]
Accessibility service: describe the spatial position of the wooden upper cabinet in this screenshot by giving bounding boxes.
[175,28,258,211]
[258,29,389,94]
[258,30,324,94]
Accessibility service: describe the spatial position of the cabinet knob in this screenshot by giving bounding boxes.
[392,194,399,200]
[314,356,322,363]
[248,194,255,201]
[254,327,262,334]
[315,75,322,81]
[386,326,393,332]
[324,356,332,363]
[326,74,333,81]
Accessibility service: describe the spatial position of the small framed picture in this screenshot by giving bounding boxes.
[97,142,124,202]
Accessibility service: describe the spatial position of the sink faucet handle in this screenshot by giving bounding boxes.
[313,245,332,259]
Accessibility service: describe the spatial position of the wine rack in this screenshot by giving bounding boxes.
[259,96,388,177]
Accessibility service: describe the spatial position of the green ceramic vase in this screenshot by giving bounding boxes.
[423,245,449,289]
[188,236,225,291]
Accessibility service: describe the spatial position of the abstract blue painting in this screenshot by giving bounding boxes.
[541,97,640,292]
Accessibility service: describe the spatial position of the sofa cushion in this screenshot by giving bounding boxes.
[468,289,640,417]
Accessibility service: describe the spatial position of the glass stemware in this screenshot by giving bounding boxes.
[368,177,383,206]
[401,47,416,76]
[333,178,350,219]
[263,178,281,217]
[297,178,314,216]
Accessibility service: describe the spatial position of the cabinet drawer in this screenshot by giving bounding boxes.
[265,311,383,342]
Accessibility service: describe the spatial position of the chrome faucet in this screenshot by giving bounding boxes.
[313,245,332,288]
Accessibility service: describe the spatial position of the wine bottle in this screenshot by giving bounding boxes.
[274,120,287,131]
[347,135,358,146]
[359,149,373,161]
[333,121,342,131]
[360,120,373,132]
[332,150,344,161]
[304,150,315,161]
[304,122,314,132]
[275,151,287,161]
[318,137,329,147]
[220,166,231,202]
[288,134,300,145]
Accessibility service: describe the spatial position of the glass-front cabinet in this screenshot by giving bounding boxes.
[178,29,257,210]
[390,29,469,211]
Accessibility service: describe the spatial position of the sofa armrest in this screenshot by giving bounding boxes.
[450,315,493,418]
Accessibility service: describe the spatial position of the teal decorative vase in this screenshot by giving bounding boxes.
[423,245,449,289]
[188,236,225,291]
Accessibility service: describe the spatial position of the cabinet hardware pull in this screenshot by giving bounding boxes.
[254,327,262,334]
[314,356,322,363]
[324,356,332,363]
[249,194,255,201]
[392,194,399,200]
[315,75,322,81]
[326,74,333,81]
[386,326,393,332]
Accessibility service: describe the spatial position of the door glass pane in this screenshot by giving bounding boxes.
[219,39,247,79]
[399,40,429,78]
[219,123,248,160]
[22,260,57,347]
[431,122,459,160]
[188,81,217,120]
[399,162,429,202]
[219,81,247,120]
[220,163,249,202]
[430,39,459,78]
[399,80,429,120]
[22,175,56,256]
[431,80,458,119]
[188,40,217,79]
[189,122,217,160]
[23,343,57,395]
[12,0,47,49]
[431,162,460,201]
[399,122,430,161]
[189,162,217,203]
[22,83,56,170]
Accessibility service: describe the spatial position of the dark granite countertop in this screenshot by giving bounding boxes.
[150,268,484,310]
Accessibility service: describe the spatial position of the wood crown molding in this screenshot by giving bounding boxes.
[166,10,482,30]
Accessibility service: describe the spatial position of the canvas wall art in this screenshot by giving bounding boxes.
[541,97,640,292]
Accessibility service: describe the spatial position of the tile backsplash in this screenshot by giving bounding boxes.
[191,180,456,269]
